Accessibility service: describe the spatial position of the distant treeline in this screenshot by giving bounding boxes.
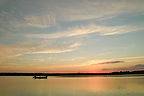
[0,70,144,76]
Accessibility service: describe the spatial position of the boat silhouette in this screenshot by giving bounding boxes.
[33,75,48,79]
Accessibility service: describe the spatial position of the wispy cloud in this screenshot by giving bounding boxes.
[80,56,144,67]
[0,10,56,31]
[31,42,81,54]
[0,42,81,62]
[24,14,56,28]
[102,64,144,71]
[56,0,144,21]
[116,56,144,60]
[0,45,22,62]
[2,0,144,22]
[91,61,124,66]
[27,24,143,39]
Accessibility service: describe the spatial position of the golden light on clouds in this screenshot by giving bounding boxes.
[0,0,144,72]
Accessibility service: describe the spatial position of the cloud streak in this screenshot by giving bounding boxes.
[102,64,144,71]
[31,42,81,54]
[55,0,144,21]
[24,14,56,28]
[0,42,81,62]
[27,24,143,39]
[91,61,124,66]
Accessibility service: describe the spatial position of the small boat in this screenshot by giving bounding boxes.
[33,75,48,79]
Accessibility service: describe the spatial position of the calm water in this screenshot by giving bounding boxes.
[0,76,144,96]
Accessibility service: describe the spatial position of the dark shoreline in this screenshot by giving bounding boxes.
[0,70,144,77]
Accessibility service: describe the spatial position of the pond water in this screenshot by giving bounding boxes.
[0,76,144,96]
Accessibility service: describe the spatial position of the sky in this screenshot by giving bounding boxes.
[0,0,144,73]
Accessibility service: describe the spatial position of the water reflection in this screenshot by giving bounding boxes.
[0,76,144,96]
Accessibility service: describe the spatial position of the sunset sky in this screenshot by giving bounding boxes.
[0,0,144,73]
